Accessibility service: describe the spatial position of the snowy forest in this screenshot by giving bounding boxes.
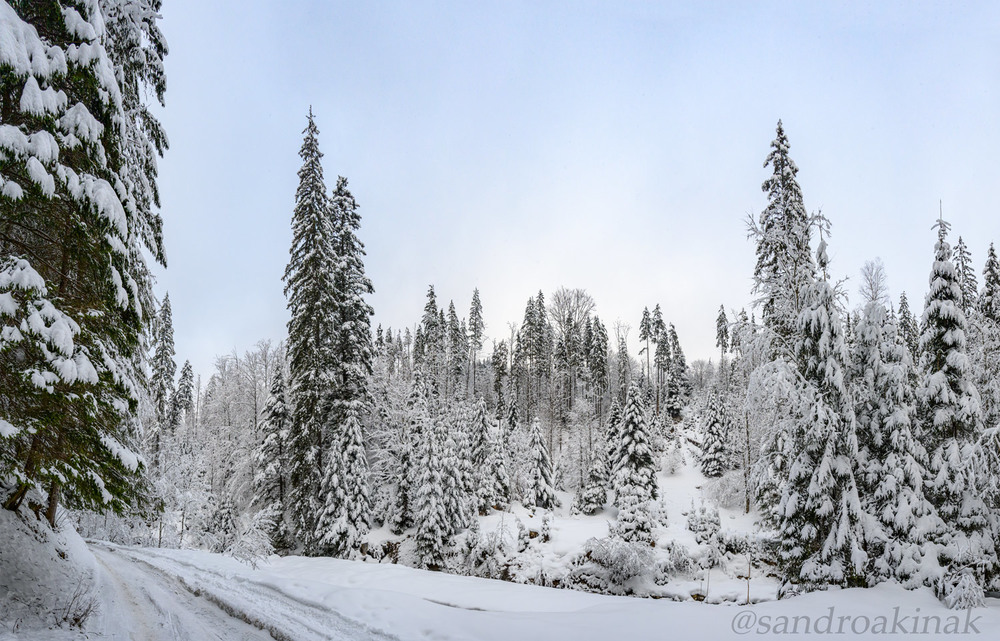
[2,1,1000,638]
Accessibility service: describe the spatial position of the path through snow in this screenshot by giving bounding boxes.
[89,544,396,641]
[91,545,272,640]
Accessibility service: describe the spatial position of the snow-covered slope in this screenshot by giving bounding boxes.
[0,496,98,640]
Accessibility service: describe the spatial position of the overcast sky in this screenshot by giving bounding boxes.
[153,1,1000,380]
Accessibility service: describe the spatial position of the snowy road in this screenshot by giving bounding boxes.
[89,545,396,641]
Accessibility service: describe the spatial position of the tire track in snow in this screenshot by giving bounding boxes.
[117,547,399,641]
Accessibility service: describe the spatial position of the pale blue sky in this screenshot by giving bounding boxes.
[154,1,1000,379]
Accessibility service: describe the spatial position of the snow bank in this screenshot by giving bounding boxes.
[0,489,99,639]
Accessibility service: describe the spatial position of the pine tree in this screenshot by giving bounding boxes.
[255,367,291,550]
[700,392,728,478]
[777,237,868,593]
[446,301,466,394]
[440,415,469,536]
[491,340,508,413]
[605,399,623,482]
[526,417,559,509]
[751,120,815,352]
[283,110,339,553]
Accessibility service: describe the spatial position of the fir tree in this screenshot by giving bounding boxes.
[526,417,559,509]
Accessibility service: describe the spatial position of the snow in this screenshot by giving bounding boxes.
[63,543,1000,641]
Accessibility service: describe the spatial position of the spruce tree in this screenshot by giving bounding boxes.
[170,360,195,429]
[391,371,428,533]
[283,110,339,552]
[897,292,919,363]
[982,243,1000,324]
[328,174,375,422]
[151,294,177,428]
[414,415,449,569]
[255,367,291,550]
[611,384,657,544]
[612,384,657,504]
[851,300,938,586]
[639,307,652,385]
[953,236,978,314]
[1,0,167,521]
[751,120,815,352]
[573,439,608,515]
[700,392,728,478]
[468,288,485,393]
[716,305,729,365]
[777,237,868,593]
[526,417,559,509]
[915,219,994,585]
[316,406,371,557]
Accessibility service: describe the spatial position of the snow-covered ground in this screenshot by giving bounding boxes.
[5,502,1000,640]
[5,433,1000,640]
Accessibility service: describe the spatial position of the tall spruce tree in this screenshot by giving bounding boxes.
[283,110,339,552]
[151,294,177,427]
[468,289,485,393]
[170,360,195,429]
[751,120,815,353]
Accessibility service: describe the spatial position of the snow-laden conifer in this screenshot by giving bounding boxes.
[776,237,870,594]
[525,417,559,509]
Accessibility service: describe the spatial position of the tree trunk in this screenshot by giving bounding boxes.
[45,479,60,529]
